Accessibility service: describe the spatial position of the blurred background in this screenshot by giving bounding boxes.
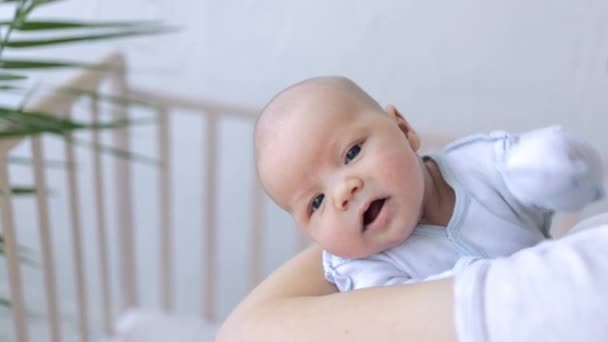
[20,0,608,144]
[1,0,607,340]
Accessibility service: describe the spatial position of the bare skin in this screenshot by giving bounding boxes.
[216,245,457,342]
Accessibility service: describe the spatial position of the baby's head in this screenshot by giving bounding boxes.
[255,76,426,258]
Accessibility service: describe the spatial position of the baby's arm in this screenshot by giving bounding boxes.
[499,126,605,211]
[323,251,413,291]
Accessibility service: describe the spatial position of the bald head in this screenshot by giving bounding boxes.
[255,76,381,166]
[252,76,389,206]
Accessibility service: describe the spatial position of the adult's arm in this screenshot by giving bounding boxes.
[216,244,456,342]
[218,220,608,342]
[455,222,608,341]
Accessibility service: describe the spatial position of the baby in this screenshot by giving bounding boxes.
[254,76,605,291]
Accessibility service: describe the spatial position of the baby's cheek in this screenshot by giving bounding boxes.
[375,150,418,181]
[314,220,342,249]
[317,224,367,257]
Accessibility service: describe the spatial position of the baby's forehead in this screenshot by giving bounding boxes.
[263,77,370,117]
[257,83,375,170]
[256,78,379,204]
[257,91,354,148]
[257,113,340,209]
[257,142,320,211]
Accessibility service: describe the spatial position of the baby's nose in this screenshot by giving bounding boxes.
[334,177,363,210]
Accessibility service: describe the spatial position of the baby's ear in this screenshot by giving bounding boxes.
[385,105,421,151]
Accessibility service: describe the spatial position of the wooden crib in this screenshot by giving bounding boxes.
[0,52,600,342]
[0,52,273,342]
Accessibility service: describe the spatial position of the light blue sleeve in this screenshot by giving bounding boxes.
[497,126,605,211]
[322,251,412,291]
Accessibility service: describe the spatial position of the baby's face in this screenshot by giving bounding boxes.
[258,94,425,258]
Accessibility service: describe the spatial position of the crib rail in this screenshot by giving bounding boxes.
[125,88,271,320]
[1,52,605,342]
[1,53,132,342]
[0,51,296,342]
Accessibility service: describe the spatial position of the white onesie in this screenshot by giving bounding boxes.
[323,126,605,290]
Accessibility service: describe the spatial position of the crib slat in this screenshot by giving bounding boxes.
[248,178,264,289]
[64,116,90,342]
[0,153,29,342]
[157,107,174,312]
[111,71,138,310]
[202,114,218,321]
[91,97,114,335]
[31,136,62,342]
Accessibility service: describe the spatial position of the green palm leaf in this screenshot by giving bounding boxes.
[5,0,65,10]
[0,234,37,266]
[0,58,90,70]
[0,105,154,137]
[0,0,172,315]
[5,27,176,48]
[0,186,37,196]
[0,73,26,80]
[10,186,36,195]
[0,19,162,31]
[0,105,158,164]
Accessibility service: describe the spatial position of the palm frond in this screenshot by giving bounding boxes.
[0,58,91,70]
[10,186,36,195]
[0,0,172,314]
[5,27,177,48]
[0,19,162,31]
[0,240,37,266]
[0,105,154,138]
[0,73,26,80]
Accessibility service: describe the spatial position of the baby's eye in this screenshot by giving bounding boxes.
[345,143,362,164]
[311,194,325,212]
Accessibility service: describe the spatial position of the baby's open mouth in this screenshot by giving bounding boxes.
[363,198,386,229]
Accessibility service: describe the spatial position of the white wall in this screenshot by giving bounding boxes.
[2,0,608,339]
[26,0,608,144]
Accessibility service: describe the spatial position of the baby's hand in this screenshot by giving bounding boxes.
[501,126,605,211]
